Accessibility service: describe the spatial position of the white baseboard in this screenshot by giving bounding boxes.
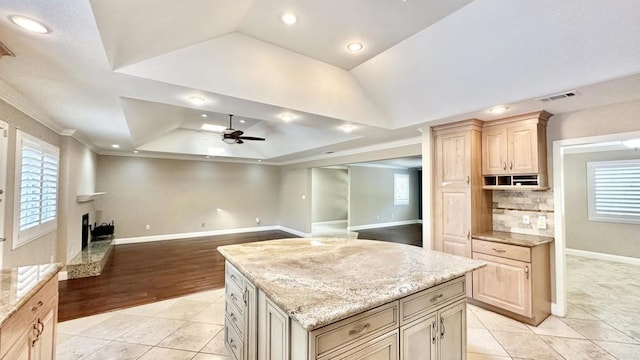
[58,270,68,281]
[113,225,311,245]
[277,226,311,238]
[312,220,348,226]
[566,248,640,266]
[348,220,421,231]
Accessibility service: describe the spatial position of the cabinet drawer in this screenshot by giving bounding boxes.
[0,276,58,358]
[225,281,245,316]
[225,299,244,336]
[312,301,398,358]
[472,239,530,262]
[400,277,465,325]
[225,321,244,360]
[226,262,244,290]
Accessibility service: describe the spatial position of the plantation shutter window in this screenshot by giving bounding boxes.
[587,159,640,225]
[13,130,59,248]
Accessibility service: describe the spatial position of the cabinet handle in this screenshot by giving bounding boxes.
[31,300,44,311]
[440,317,445,339]
[38,319,45,334]
[491,248,506,253]
[429,294,444,303]
[467,231,471,241]
[465,176,470,185]
[503,162,507,171]
[431,321,437,344]
[525,266,529,279]
[31,323,40,347]
[230,274,236,282]
[230,294,238,302]
[229,338,237,350]
[348,323,370,336]
[510,161,513,170]
[243,289,248,306]
[231,313,238,323]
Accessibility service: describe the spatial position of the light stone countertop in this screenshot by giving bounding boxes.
[218,238,485,330]
[0,263,62,326]
[472,231,554,247]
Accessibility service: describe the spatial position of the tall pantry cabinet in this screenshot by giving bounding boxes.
[432,120,492,294]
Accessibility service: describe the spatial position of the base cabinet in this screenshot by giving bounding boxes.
[225,261,258,360]
[0,277,59,360]
[248,277,467,360]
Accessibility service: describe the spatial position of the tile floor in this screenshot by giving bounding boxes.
[57,255,640,359]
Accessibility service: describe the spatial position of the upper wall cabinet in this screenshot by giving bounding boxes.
[482,111,552,190]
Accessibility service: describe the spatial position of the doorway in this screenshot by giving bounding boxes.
[553,129,640,317]
[0,120,8,269]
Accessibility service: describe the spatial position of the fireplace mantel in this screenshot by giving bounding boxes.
[76,192,106,203]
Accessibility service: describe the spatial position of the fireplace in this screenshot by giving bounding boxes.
[81,213,89,249]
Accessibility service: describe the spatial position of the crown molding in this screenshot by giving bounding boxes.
[0,79,66,134]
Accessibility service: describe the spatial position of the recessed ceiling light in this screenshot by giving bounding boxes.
[133,150,139,154]
[339,125,356,133]
[488,105,509,114]
[282,13,297,25]
[189,96,206,106]
[239,119,246,124]
[347,42,364,52]
[201,114,207,118]
[111,144,120,149]
[9,15,49,34]
[201,124,226,132]
[280,113,295,122]
[258,159,263,162]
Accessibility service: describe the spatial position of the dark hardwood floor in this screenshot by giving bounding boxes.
[58,230,296,322]
[58,224,423,322]
[357,223,423,247]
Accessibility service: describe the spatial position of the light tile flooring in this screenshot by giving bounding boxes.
[57,255,640,359]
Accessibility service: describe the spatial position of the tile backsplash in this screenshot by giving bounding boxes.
[492,190,554,237]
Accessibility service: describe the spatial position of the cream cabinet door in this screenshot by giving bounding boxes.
[337,331,398,360]
[437,301,466,360]
[472,253,532,317]
[400,316,436,360]
[508,124,538,174]
[0,120,8,267]
[434,189,470,258]
[261,297,289,360]
[435,132,470,188]
[482,127,507,175]
[245,281,257,360]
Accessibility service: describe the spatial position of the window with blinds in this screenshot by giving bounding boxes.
[13,130,59,248]
[587,159,640,225]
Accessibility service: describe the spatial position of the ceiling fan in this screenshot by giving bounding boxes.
[222,114,266,144]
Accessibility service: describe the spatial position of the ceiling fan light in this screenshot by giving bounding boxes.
[222,137,236,144]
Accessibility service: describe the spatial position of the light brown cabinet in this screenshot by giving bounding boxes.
[0,277,58,360]
[481,111,552,189]
[471,239,551,325]
[432,120,492,295]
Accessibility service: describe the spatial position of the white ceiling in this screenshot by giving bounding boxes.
[1,0,640,164]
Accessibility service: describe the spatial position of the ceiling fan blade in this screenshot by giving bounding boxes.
[238,136,266,141]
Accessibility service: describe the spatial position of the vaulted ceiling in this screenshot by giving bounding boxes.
[1,0,640,164]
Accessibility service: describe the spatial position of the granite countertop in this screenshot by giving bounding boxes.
[0,263,63,326]
[218,238,485,331]
[472,231,554,247]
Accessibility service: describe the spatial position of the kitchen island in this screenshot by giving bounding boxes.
[218,238,484,360]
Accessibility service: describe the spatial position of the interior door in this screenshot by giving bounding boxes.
[0,120,8,268]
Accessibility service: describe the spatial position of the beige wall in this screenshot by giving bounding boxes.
[96,156,281,238]
[278,167,312,234]
[564,150,640,258]
[57,136,98,263]
[0,99,60,267]
[311,168,348,223]
[348,167,420,227]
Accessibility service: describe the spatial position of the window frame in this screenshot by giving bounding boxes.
[394,173,410,206]
[587,159,640,225]
[12,130,59,249]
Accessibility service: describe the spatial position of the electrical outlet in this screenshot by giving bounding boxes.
[522,215,530,225]
[256,217,261,224]
[50,255,54,263]
[537,215,547,229]
[145,224,150,230]
[201,223,206,227]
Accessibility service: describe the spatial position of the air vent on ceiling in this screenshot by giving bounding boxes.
[0,40,15,58]
[537,90,578,102]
